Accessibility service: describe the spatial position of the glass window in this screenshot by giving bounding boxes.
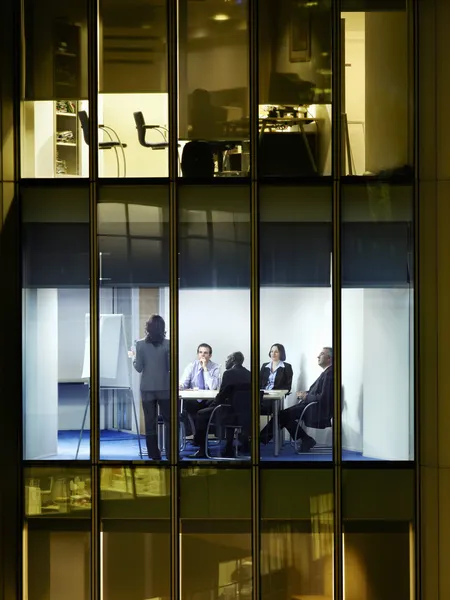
[341,0,412,176]
[178,186,251,461]
[22,185,90,460]
[23,467,91,600]
[180,468,252,598]
[260,186,333,462]
[178,0,250,178]
[261,469,334,599]
[101,466,171,600]
[97,186,170,461]
[258,0,332,177]
[343,468,414,600]
[98,0,168,178]
[341,183,413,461]
[21,0,89,178]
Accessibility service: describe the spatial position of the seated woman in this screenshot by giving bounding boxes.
[260,344,293,443]
[260,343,293,393]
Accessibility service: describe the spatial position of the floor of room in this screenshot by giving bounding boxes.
[43,430,378,461]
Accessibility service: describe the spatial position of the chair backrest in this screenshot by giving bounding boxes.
[133,111,147,146]
[181,141,214,177]
[78,111,90,145]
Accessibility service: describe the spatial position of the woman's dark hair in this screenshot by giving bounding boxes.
[268,343,286,362]
[145,315,166,345]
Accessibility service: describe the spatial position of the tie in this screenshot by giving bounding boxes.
[197,366,205,390]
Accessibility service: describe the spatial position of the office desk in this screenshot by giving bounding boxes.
[259,116,318,174]
[179,389,288,457]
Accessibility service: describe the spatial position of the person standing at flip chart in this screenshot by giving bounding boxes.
[132,315,170,461]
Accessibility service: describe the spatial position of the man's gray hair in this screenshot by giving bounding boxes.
[323,347,333,358]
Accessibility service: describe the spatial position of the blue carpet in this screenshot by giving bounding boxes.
[49,430,378,461]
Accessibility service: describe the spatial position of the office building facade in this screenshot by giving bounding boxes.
[0,0,448,598]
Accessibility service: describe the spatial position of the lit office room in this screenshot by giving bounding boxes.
[21,0,413,463]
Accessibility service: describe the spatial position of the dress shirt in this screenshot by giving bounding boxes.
[265,361,285,391]
[179,359,221,390]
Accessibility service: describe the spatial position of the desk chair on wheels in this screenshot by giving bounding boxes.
[78,110,127,177]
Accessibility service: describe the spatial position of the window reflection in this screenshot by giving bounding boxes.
[259,187,333,462]
[100,467,171,600]
[341,184,413,460]
[258,0,332,177]
[261,470,333,599]
[97,186,170,461]
[178,187,251,461]
[22,186,90,460]
[342,2,412,176]
[178,0,250,177]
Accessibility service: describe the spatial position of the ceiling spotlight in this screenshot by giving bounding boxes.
[212,13,230,21]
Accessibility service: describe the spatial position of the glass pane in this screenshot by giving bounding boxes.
[343,468,414,600]
[260,186,333,462]
[261,469,334,599]
[178,186,251,461]
[97,186,170,461]
[21,0,89,178]
[341,184,413,461]
[22,185,90,460]
[180,468,252,598]
[341,1,413,176]
[178,0,250,178]
[101,466,171,600]
[23,467,91,600]
[258,0,332,177]
[98,0,168,178]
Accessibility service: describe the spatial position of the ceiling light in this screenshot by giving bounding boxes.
[212,13,230,21]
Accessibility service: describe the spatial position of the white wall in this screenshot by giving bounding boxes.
[178,289,251,377]
[361,289,412,460]
[24,289,58,458]
[260,287,332,406]
[99,93,169,178]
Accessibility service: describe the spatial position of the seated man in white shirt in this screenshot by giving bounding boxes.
[179,343,221,445]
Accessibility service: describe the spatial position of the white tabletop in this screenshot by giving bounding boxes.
[179,389,289,400]
[179,390,217,399]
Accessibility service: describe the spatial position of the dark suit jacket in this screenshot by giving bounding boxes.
[302,365,334,427]
[212,365,251,407]
[260,362,293,394]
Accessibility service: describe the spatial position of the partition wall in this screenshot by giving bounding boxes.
[4,0,418,599]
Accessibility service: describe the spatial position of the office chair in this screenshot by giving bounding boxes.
[133,111,170,149]
[181,141,214,177]
[292,401,333,454]
[78,110,127,177]
[204,383,252,460]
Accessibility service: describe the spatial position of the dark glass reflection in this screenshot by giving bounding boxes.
[258,0,332,177]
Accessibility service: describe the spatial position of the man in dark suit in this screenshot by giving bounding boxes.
[260,347,333,452]
[188,351,251,459]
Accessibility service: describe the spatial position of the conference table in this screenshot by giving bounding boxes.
[179,388,289,457]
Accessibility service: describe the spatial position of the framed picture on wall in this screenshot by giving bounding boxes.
[289,3,311,63]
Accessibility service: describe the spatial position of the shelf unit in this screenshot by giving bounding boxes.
[55,100,80,176]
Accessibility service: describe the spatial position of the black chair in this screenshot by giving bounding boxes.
[204,383,252,460]
[181,141,214,177]
[133,111,169,149]
[78,110,127,176]
[292,401,333,454]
